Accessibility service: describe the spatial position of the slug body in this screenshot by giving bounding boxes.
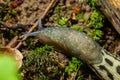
[23,27,120,80]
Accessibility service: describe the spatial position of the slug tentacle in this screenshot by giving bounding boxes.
[20,18,43,38]
[20,31,40,38]
[38,18,43,30]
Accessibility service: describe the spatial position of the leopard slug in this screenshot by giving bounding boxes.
[21,27,120,80]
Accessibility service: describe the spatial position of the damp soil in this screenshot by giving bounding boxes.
[0,0,120,80]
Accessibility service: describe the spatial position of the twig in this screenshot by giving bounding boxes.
[97,0,120,34]
[41,0,58,19]
[15,0,58,49]
[6,36,18,48]
[0,21,30,30]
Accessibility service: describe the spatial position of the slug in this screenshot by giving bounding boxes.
[21,26,120,80]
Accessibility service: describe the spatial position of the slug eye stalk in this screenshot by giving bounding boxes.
[20,18,43,38]
[38,18,43,30]
[19,31,40,38]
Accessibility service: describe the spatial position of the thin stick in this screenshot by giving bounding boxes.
[41,0,57,19]
[6,36,18,48]
[15,0,58,49]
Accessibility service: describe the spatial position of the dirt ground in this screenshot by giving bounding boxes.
[16,0,120,55]
[0,0,120,80]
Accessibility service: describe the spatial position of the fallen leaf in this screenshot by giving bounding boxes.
[0,47,23,68]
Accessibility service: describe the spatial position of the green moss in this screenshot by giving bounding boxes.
[25,38,36,49]
[21,45,64,80]
[55,16,68,27]
[70,0,105,42]
[39,72,49,80]
[65,57,83,75]
[55,6,61,16]
[30,45,54,54]
[72,25,84,32]
[87,0,100,8]
[76,12,84,21]
[21,45,84,79]
[76,76,83,80]
[87,10,104,42]
[58,17,68,27]
[54,6,68,27]
[87,11,104,28]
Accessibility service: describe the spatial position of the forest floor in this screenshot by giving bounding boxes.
[0,0,120,80]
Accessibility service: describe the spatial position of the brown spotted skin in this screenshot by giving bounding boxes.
[22,27,120,80]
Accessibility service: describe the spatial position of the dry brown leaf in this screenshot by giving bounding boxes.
[0,47,23,68]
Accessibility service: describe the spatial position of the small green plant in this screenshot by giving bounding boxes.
[87,0,104,42]
[87,10,104,42]
[58,17,68,27]
[72,25,84,32]
[0,55,20,80]
[87,11,104,28]
[55,16,68,27]
[65,57,83,75]
[75,0,104,42]
[87,0,100,8]
[55,6,61,16]
[76,12,85,22]
[54,6,68,27]
[93,29,103,39]
[76,75,83,80]
[31,44,54,54]
[25,38,36,49]
[0,43,2,47]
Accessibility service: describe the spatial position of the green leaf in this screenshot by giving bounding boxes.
[58,17,68,26]
[65,57,83,75]
[94,29,103,37]
[0,55,19,80]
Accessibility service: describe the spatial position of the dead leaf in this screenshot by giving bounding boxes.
[0,47,23,68]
